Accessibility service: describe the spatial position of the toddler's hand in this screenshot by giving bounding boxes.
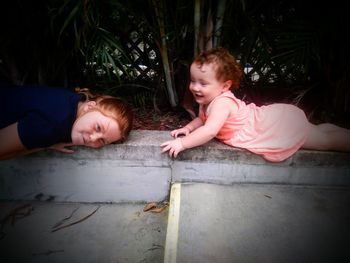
[171,127,191,138]
[161,138,185,158]
[48,143,74,153]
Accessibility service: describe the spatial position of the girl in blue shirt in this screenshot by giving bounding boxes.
[0,85,133,160]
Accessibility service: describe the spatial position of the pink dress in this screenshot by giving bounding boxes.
[199,91,310,162]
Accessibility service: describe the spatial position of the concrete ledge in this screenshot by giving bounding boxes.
[0,130,349,203]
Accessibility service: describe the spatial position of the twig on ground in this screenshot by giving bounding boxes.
[32,249,64,257]
[51,206,100,232]
[52,207,79,229]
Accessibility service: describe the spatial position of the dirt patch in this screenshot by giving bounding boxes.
[132,107,192,131]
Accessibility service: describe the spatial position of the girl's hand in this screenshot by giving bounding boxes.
[171,127,191,138]
[48,143,75,153]
[161,138,185,158]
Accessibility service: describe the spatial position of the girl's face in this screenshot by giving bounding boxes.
[189,62,231,106]
[71,109,121,148]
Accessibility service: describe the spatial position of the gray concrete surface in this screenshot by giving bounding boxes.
[168,183,350,263]
[0,201,168,263]
[1,130,350,203]
[1,128,350,263]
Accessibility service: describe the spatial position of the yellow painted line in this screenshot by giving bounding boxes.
[164,183,181,263]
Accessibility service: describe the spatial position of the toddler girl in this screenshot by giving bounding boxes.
[161,47,350,162]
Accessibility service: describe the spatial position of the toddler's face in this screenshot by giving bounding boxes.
[189,62,229,105]
[71,110,121,148]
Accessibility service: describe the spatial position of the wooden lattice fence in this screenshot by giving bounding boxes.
[118,23,161,83]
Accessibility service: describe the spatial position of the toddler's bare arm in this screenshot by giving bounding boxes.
[171,117,204,138]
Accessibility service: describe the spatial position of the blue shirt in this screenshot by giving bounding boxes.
[1,85,82,149]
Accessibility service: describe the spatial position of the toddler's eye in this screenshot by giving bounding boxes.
[96,125,101,132]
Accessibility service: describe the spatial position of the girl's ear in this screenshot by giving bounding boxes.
[82,101,97,113]
[222,80,232,92]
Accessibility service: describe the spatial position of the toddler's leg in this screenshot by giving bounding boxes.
[302,123,350,151]
[317,123,350,133]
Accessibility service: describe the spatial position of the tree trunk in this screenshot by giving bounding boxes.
[213,0,226,47]
[151,0,178,107]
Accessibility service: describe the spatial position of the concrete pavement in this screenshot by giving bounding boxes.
[0,201,168,263]
[1,130,350,262]
[1,183,349,263]
[165,183,350,263]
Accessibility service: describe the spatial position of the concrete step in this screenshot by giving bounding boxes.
[164,183,350,263]
[1,130,350,203]
[0,201,168,263]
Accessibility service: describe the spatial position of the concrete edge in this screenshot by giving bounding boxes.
[24,130,350,167]
[0,130,349,203]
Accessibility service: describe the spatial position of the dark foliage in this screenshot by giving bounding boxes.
[0,0,349,127]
